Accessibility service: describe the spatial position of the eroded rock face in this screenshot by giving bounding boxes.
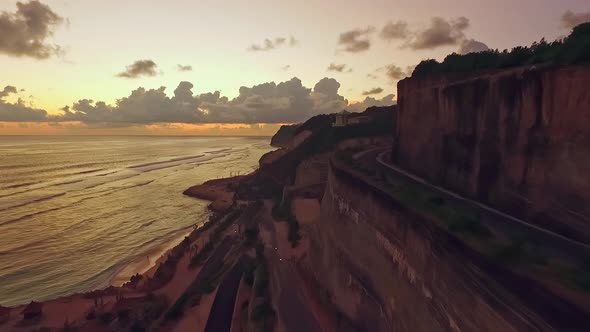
[307,169,555,332]
[394,66,590,241]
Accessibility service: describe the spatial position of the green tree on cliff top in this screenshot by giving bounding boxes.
[412,22,590,78]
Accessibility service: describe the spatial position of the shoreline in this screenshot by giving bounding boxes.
[109,226,197,287]
[3,175,245,309]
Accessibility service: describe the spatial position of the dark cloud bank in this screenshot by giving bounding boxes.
[0,0,64,59]
[342,16,489,55]
[0,86,48,121]
[0,78,394,125]
[400,16,489,54]
[362,87,384,95]
[338,27,375,53]
[562,10,590,30]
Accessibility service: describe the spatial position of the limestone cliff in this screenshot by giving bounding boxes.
[259,100,590,332]
[394,65,590,241]
[306,160,588,332]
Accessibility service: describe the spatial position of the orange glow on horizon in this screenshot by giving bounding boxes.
[0,122,287,136]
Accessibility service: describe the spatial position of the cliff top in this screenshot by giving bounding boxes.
[407,22,590,82]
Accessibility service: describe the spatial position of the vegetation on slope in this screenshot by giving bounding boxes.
[271,194,302,248]
[270,124,300,147]
[412,22,590,78]
[334,149,590,301]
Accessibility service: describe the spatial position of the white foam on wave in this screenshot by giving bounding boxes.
[0,193,65,212]
[128,153,228,172]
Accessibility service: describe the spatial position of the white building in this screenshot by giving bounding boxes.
[333,110,351,127]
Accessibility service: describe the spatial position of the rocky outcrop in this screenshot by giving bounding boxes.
[183,176,248,211]
[270,124,300,147]
[394,65,590,241]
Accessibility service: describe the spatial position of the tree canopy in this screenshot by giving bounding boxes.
[412,22,590,78]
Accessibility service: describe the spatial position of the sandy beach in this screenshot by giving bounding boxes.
[0,171,249,331]
[110,227,196,287]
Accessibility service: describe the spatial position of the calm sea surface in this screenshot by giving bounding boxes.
[0,136,272,306]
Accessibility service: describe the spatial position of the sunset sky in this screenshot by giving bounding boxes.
[1,0,589,135]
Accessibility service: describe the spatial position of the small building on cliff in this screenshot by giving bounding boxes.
[333,110,351,127]
[349,115,372,125]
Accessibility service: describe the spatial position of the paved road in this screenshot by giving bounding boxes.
[343,145,590,259]
[203,256,250,332]
[259,202,322,332]
[372,151,590,259]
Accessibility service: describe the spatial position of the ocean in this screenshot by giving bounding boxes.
[0,136,273,306]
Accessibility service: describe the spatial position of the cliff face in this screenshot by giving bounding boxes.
[394,66,590,241]
[307,165,557,332]
[270,124,300,147]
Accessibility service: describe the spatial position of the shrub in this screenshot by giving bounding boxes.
[493,240,525,264]
[85,309,95,320]
[253,263,270,297]
[130,320,146,332]
[244,262,256,287]
[99,312,114,325]
[448,216,492,239]
[572,257,590,292]
[250,302,275,322]
[244,227,259,245]
[164,297,186,321]
[287,216,302,247]
[117,309,130,322]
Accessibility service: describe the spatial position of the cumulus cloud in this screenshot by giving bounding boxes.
[362,87,384,95]
[248,36,297,51]
[177,64,192,72]
[0,85,48,121]
[1,78,396,125]
[380,21,409,40]
[282,65,291,71]
[0,86,18,98]
[203,77,317,123]
[310,78,348,114]
[377,17,486,54]
[117,60,159,78]
[338,26,375,53]
[327,63,351,72]
[384,65,405,80]
[377,64,413,81]
[561,10,590,30]
[62,78,329,124]
[0,0,64,59]
[348,94,395,112]
[459,38,490,54]
[406,17,470,50]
